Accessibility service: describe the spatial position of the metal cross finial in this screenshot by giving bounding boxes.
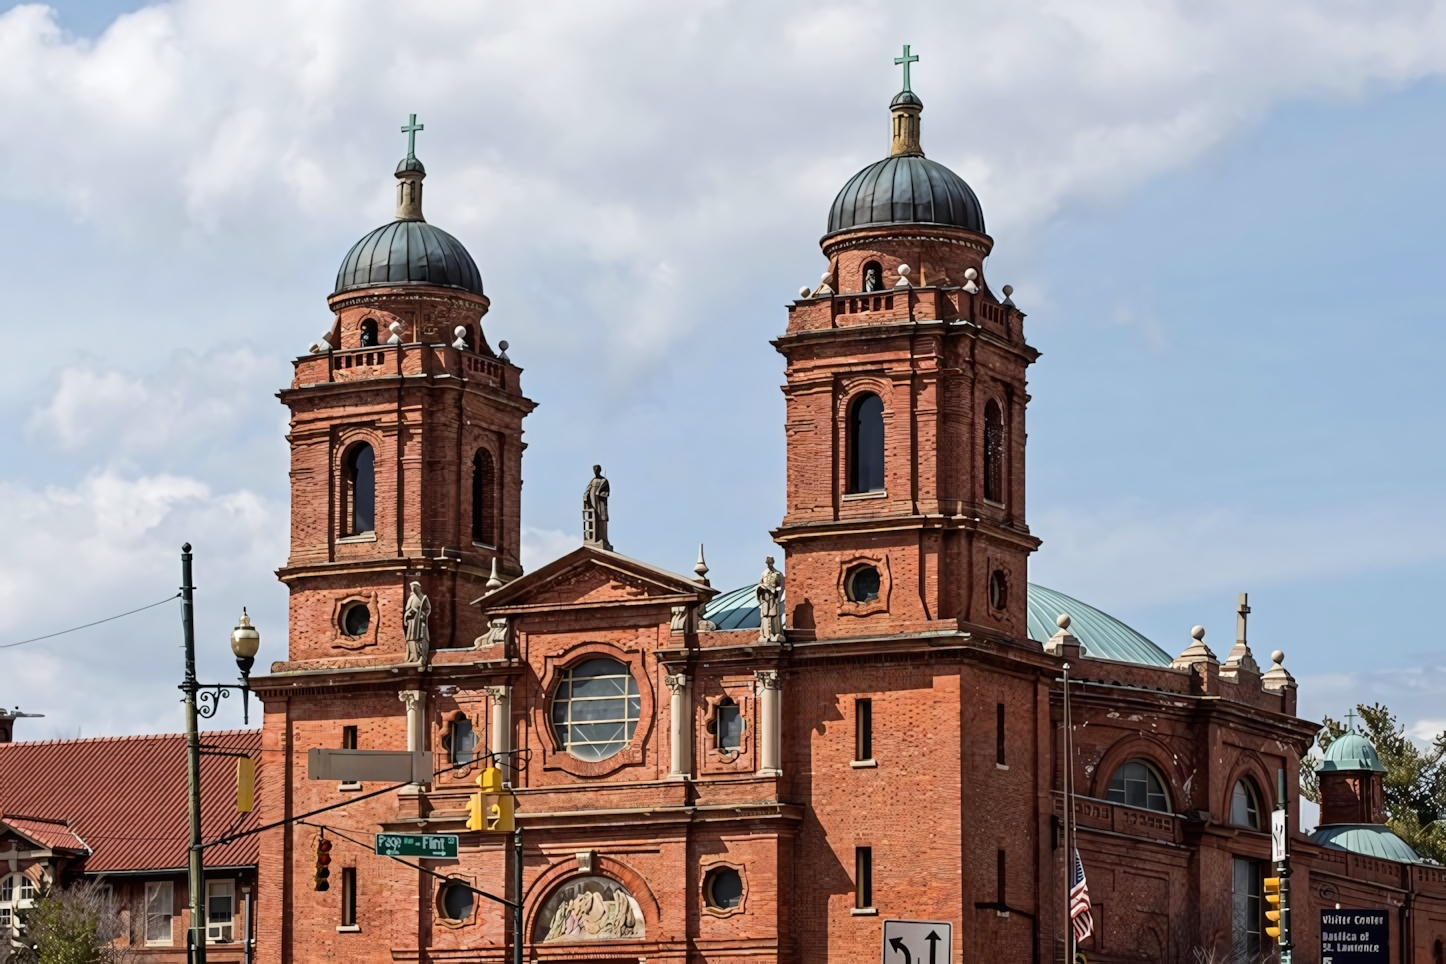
[1236,592,1251,644]
[401,113,424,159]
[895,44,919,92]
[1345,708,1358,732]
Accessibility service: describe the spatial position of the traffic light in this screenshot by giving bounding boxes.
[486,791,514,832]
[314,834,333,891]
[465,790,486,831]
[479,766,504,794]
[1264,876,1285,941]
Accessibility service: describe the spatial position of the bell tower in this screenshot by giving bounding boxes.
[278,122,535,663]
[774,57,1039,641]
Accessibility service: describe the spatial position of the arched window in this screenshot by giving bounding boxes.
[345,444,375,535]
[1231,778,1262,829]
[709,697,742,750]
[862,261,883,292]
[1106,759,1171,812]
[848,393,885,494]
[983,398,1005,503]
[472,449,495,545]
[551,657,641,761]
[359,318,379,347]
[448,718,478,766]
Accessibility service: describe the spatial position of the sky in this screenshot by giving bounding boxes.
[1,0,1445,767]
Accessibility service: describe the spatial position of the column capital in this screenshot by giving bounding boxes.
[664,673,689,695]
[398,689,425,711]
[754,669,781,690]
[483,685,510,701]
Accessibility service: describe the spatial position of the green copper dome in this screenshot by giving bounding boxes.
[1319,730,1388,773]
[1026,584,1173,667]
[1309,825,1421,863]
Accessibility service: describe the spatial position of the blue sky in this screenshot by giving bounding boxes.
[1,0,1444,757]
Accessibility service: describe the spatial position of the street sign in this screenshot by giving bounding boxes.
[1271,808,1288,862]
[307,748,432,784]
[375,833,458,859]
[1321,909,1389,964]
[882,919,952,964]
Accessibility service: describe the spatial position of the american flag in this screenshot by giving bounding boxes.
[1070,848,1094,943]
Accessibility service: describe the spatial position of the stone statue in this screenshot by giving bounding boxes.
[756,556,784,643]
[864,265,880,292]
[403,582,431,664]
[583,465,612,551]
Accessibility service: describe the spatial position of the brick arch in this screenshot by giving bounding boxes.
[524,854,661,942]
[1222,753,1276,827]
[1090,734,1183,811]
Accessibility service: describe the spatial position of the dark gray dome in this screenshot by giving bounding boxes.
[334,220,484,296]
[827,154,985,236]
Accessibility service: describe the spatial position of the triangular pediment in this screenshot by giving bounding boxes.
[472,545,716,614]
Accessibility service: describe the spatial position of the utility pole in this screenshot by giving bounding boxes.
[181,544,207,964]
[513,825,523,964]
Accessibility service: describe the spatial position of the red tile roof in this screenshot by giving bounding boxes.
[0,815,88,853]
[0,730,260,873]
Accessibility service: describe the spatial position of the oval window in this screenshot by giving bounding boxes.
[550,658,641,761]
[704,867,744,910]
[342,603,370,637]
[846,565,881,603]
[440,881,474,922]
[989,570,1008,610]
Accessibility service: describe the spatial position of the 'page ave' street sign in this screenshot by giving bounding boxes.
[375,833,458,859]
[883,919,953,964]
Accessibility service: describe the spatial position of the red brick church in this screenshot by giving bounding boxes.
[248,64,1446,964]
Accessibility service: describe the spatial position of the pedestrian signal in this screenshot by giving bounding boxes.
[479,766,504,794]
[237,757,256,813]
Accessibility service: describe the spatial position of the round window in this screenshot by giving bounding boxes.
[551,657,642,761]
[440,881,474,921]
[704,867,743,910]
[845,565,881,603]
[342,603,370,637]
[989,570,1008,610]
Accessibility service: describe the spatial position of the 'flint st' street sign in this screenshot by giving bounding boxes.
[375,833,459,859]
[883,919,953,964]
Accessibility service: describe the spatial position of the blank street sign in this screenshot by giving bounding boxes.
[306,748,432,784]
[883,919,953,964]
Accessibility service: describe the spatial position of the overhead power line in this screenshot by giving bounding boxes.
[0,593,180,650]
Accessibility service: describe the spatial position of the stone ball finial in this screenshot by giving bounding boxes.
[1191,625,1206,641]
[1272,649,1285,665]
[898,263,911,276]
[964,268,978,280]
[498,340,511,362]
[799,286,812,297]
[1002,284,1014,296]
[1056,613,1071,630]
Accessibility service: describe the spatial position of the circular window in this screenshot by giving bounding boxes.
[342,603,370,637]
[845,565,881,603]
[704,867,744,910]
[551,657,641,761]
[440,881,474,922]
[989,570,1008,610]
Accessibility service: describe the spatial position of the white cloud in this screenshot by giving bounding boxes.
[521,526,578,573]
[1408,719,1446,742]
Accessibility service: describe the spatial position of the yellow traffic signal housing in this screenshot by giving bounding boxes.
[478,766,504,794]
[485,792,514,832]
[465,792,486,831]
[236,757,256,813]
[1264,876,1283,940]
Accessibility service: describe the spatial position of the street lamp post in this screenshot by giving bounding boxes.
[179,543,261,964]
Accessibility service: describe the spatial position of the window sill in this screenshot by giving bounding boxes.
[336,925,361,933]
[842,490,887,502]
[472,541,496,550]
[339,782,362,791]
[850,759,878,769]
[997,763,1009,771]
[983,498,1006,509]
[337,532,377,544]
[851,907,878,916]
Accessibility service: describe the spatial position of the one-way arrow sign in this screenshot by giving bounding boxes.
[883,919,953,964]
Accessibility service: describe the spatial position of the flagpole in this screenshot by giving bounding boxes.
[1063,662,1073,964]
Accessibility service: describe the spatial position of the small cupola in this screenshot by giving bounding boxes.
[1316,713,1389,826]
[395,113,426,221]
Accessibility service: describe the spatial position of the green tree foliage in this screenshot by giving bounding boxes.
[3,880,126,964]
[1301,702,1446,864]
